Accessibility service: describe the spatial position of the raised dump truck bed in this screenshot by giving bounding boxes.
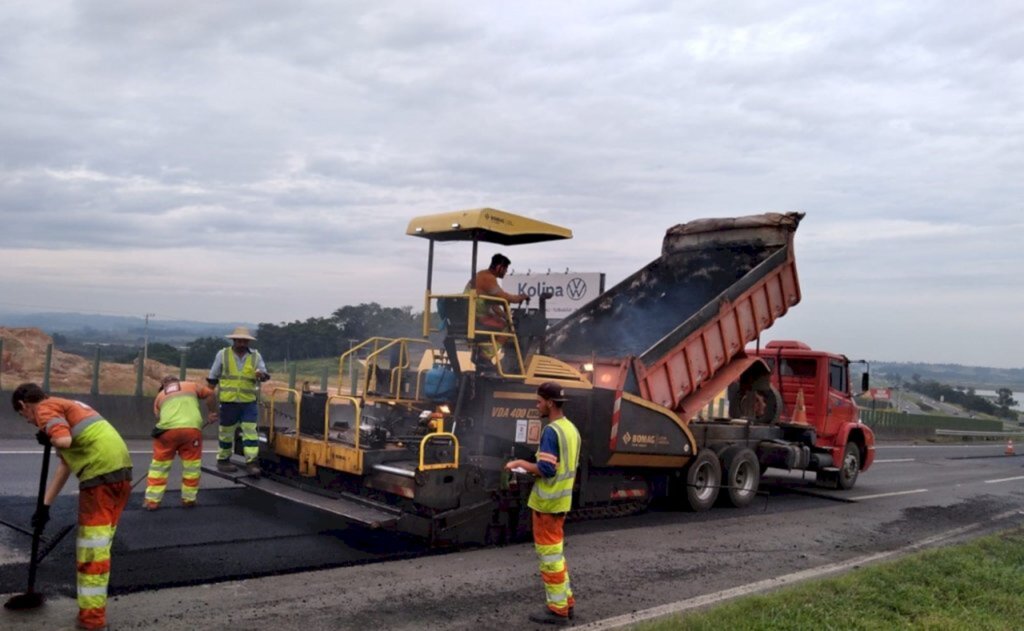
[546,212,803,417]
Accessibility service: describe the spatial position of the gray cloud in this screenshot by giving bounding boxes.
[1,1,1022,366]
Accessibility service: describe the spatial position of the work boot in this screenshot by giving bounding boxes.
[216,460,237,473]
[143,501,159,511]
[245,461,261,477]
[527,608,570,626]
[182,499,197,509]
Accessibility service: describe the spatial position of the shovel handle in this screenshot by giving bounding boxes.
[26,443,52,592]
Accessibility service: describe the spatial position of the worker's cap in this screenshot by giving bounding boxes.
[226,326,256,341]
[537,381,568,403]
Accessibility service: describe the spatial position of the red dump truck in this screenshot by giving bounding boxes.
[212,208,875,544]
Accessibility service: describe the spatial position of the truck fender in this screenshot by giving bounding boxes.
[831,424,875,472]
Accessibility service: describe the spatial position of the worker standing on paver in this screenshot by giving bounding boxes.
[504,382,581,626]
[207,326,269,475]
[467,253,529,368]
[11,382,132,631]
[143,375,219,510]
[467,253,529,329]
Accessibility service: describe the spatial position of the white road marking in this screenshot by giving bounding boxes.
[848,489,929,501]
[983,476,1024,484]
[874,458,914,463]
[576,515,1022,631]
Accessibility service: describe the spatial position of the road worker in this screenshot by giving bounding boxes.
[504,381,581,626]
[143,375,219,510]
[11,382,133,631]
[467,253,529,329]
[207,326,269,475]
[466,253,529,367]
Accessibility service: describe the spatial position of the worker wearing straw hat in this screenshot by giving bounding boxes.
[207,326,270,476]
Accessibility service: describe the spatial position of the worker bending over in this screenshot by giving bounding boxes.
[11,383,133,631]
[144,375,218,510]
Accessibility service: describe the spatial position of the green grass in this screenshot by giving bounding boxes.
[635,528,1024,631]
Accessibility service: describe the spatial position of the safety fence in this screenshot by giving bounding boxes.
[0,340,335,398]
[860,408,1005,440]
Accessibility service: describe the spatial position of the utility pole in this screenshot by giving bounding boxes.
[143,313,156,368]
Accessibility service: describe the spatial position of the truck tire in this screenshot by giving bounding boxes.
[721,448,760,509]
[837,441,861,490]
[683,449,721,512]
[755,386,783,424]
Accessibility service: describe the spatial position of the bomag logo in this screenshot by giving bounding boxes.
[622,432,660,447]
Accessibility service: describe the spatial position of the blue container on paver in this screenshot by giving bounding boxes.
[423,366,458,402]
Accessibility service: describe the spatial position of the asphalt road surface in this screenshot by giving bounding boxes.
[2,440,1023,630]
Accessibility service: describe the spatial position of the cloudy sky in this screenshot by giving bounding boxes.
[1,1,1021,368]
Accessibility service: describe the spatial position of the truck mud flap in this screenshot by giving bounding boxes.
[203,465,402,529]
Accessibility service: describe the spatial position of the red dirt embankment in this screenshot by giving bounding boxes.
[0,327,189,395]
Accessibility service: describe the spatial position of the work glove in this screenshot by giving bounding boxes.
[31,505,50,531]
[35,430,51,447]
[257,372,271,383]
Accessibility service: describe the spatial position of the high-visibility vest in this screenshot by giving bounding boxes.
[218,347,261,403]
[155,382,206,431]
[527,417,581,514]
[37,398,132,486]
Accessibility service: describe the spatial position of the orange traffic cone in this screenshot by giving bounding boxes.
[793,389,809,425]
[1006,439,1015,456]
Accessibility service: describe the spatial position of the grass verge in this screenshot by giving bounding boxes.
[635,527,1024,631]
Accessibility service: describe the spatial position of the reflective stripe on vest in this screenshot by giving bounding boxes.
[70,414,103,438]
[528,418,581,514]
[219,347,259,403]
[57,419,133,486]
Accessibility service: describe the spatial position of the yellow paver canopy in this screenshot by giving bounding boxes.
[406,207,572,245]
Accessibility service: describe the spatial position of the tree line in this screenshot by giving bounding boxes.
[180,303,426,367]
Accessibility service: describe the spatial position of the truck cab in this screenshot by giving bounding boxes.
[751,340,876,488]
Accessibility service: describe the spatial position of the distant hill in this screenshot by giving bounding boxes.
[873,361,1024,391]
[0,311,253,345]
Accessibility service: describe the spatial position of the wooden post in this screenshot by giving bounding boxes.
[134,350,144,397]
[91,347,101,395]
[0,338,4,391]
[320,364,329,392]
[179,349,187,380]
[42,343,53,392]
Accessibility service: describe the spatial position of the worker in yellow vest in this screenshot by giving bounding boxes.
[207,326,269,476]
[11,382,133,631]
[505,382,581,626]
[143,376,218,510]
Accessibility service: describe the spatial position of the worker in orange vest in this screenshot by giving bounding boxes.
[11,382,133,631]
[144,376,219,510]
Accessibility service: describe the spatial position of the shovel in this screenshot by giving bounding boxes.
[4,443,52,610]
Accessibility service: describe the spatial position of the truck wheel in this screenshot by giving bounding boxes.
[728,386,782,424]
[837,442,861,490]
[754,386,782,424]
[721,448,760,509]
[683,449,721,512]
